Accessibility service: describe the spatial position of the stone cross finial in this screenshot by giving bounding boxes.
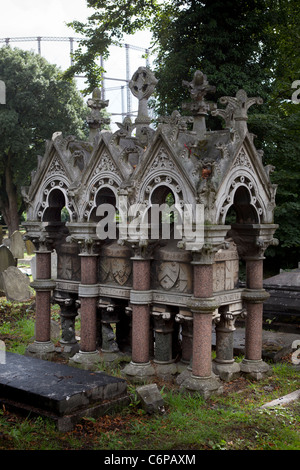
[213,89,263,136]
[129,67,157,140]
[182,70,216,136]
[87,87,110,141]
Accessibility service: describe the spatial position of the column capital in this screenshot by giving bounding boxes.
[191,241,230,265]
[242,288,270,304]
[187,296,219,313]
[228,223,278,259]
[217,307,247,332]
[66,235,101,256]
[120,238,161,260]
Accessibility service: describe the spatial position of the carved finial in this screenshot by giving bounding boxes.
[183,70,216,102]
[87,87,110,142]
[182,70,216,136]
[129,67,157,141]
[213,89,263,136]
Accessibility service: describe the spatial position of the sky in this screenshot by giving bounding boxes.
[0,0,153,129]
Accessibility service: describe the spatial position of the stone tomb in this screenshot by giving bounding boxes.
[22,67,279,396]
[0,352,129,431]
[263,267,300,323]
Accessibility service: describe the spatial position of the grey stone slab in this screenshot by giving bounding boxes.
[10,230,25,260]
[0,244,15,272]
[0,353,128,426]
[1,266,32,301]
[0,245,17,292]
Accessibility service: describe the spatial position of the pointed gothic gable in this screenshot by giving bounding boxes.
[22,136,76,220]
[81,131,133,186]
[215,137,277,225]
[131,129,198,205]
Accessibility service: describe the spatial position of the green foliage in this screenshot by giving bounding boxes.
[63,1,300,267]
[0,47,88,233]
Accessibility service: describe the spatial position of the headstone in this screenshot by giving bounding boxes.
[0,266,32,301]
[25,239,35,255]
[0,245,16,292]
[3,238,10,247]
[10,230,25,260]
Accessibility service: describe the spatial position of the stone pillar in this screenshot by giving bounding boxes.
[122,248,155,382]
[98,299,120,362]
[70,239,101,369]
[152,305,177,378]
[179,247,223,397]
[241,256,271,380]
[213,306,245,381]
[27,246,56,358]
[176,310,193,366]
[53,294,79,357]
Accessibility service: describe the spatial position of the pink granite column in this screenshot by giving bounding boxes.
[244,258,264,361]
[241,256,270,379]
[131,259,151,364]
[191,263,214,378]
[79,254,98,353]
[27,245,56,358]
[179,251,223,396]
[123,253,155,382]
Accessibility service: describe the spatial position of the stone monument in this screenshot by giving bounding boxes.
[22,66,279,395]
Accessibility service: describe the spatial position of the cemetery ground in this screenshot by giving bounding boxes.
[0,297,299,451]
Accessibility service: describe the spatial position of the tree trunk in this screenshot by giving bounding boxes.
[0,157,20,236]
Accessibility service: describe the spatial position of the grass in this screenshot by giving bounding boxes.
[0,297,299,451]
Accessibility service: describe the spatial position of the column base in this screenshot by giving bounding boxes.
[69,350,101,370]
[240,358,271,381]
[153,361,178,380]
[176,365,192,385]
[212,360,241,382]
[25,341,55,360]
[179,372,224,399]
[121,361,155,384]
[56,340,80,358]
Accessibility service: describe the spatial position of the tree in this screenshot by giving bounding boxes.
[66,0,300,269]
[0,47,88,235]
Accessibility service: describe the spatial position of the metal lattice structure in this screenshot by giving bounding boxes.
[0,36,151,117]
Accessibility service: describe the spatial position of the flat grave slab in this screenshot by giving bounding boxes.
[0,352,129,431]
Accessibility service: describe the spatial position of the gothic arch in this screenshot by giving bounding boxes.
[34,176,76,222]
[216,171,266,225]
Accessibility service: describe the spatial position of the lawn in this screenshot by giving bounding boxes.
[0,297,299,451]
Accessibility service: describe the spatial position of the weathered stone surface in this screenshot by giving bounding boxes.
[136,383,165,414]
[0,266,32,301]
[263,268,300,321]
[25,239,35,255]
[0,352,129,431]
[0,244,15,271]
[10,230,25,260]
